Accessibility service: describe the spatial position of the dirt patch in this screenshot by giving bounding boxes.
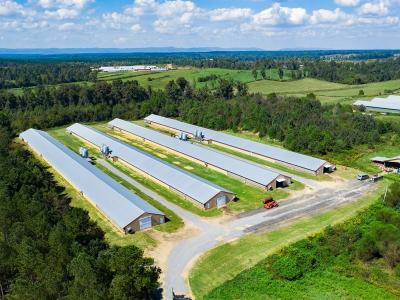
[184,166,194,170]
[173,161,181,165]
[156,153,167,159]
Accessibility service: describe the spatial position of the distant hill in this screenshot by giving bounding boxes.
[0,47,265,55]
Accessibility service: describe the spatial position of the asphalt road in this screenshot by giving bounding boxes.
[98,159,374,300]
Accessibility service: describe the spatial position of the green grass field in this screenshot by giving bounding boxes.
[189,183,386,299]
[248,78,400,104]
[97,67,293,90]
[96,123,304,213]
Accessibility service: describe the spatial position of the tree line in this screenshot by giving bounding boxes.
[0,61,96,89]
[0,77,396,156]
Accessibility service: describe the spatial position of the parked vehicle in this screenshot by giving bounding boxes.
[263,197,279,209]
[370,174,383,182]
[357,174,370,181]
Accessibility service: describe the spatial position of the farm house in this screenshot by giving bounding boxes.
[19,128,165,233]
[66,124,236,209]
[108,118,291,190]
[143,114,334,175]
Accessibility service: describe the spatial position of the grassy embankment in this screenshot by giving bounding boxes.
[47,126,184,247]
[95,123,304,213]
[189,181,389,299]
[248,77,400,104]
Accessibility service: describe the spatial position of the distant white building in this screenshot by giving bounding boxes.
[353,95,400,114]
[98,65,167,72]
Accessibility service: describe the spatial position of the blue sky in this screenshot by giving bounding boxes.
[0,0,399,49]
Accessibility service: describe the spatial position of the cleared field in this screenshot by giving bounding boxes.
[95,123,304,213]
[189,183,385,299]
[97,67,292,89]
[248,78,400,104]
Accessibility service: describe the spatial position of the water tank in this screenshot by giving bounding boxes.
[101,144,110,156]
[79,147,89,158]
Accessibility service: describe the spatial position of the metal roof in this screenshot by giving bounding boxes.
[66,123,234,205]
[354,99,400,111]
[19,128,163,230]
[143,114,328,172]
[109,118,284,186]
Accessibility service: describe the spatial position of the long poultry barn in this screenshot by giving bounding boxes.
[66,124,236,209]
[19,128,165,233]
[108,118,291,190]
[143,114,334,175]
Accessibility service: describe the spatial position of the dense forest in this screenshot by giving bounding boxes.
[0,61,96,89]
[206,182,400,299]
[0,77,395,155]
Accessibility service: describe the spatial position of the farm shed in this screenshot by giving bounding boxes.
[108,118,290,189]
[66,124,236,209]
[19,128,165,233]
[371,156,400,169]
[354,96,400,114]
[143,114,334,175]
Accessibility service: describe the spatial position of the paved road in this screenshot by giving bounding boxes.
[98,159,374,299]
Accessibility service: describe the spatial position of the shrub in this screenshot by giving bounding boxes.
[271,256,303,280]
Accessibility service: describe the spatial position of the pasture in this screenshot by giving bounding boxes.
[97,67,293,88]
[248,78,400,104]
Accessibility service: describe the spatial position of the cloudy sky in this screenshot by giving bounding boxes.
[0,0,399,49]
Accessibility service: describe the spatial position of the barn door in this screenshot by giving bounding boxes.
[139,216,152,230]
[217,195,227,208]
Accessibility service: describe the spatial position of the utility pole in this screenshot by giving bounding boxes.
[383,185,388,203]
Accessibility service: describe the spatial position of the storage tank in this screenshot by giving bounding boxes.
[101,144,110,156]
[79,147,89,158]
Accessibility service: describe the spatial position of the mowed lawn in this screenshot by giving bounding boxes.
[248,78,400,104]
[189,184,385,299]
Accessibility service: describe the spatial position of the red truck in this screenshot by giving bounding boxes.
[263,197,279,209]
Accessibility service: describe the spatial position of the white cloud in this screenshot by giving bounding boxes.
[125,0,156,16]
[102,12,137,29]
[37,0,94,9]
[58,22,81,30]
[131,23,142,32]
[0,0,23,15]
[0,0,35,16]
[334,0,360,7]
[310,8,346,24]
[45,8,79,19]
[209,8,252,21]
[359,1,390,15]
[252,3,308,26]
